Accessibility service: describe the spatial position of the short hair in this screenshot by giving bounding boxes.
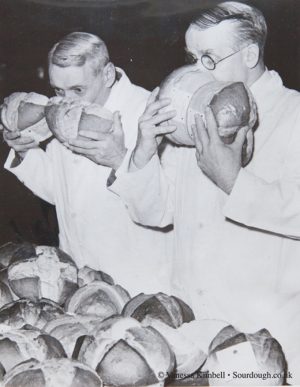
[48,32,109,75]
[189,1,267,55]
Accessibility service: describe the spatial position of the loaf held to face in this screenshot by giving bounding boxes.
[1,92,52,142]
[45,97,113,143]
[159,64,257,165]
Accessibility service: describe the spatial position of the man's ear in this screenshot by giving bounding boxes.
[242,129,254,166]
[103,62,116,88]
[243,44,260,69]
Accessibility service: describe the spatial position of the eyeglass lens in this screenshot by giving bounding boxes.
[201,55,216,70]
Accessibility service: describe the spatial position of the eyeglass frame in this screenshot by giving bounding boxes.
[185,45,248,70]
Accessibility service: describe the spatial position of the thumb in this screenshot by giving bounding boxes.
[112,111,123,135]
[233,126,248,149]
[205,106,221,143]
[147,87,160,105]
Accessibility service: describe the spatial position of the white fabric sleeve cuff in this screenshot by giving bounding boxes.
[111,152,160,193]
[5,148,35,176]
[4,147,55,205]
[108,153,173,227]
[115,148,134,176]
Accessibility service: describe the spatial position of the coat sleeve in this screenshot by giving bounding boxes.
[4,147,55,205]
[223,112,300,239]
[109,142,177,228]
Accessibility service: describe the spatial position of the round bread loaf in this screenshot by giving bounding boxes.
[159,65,257,165]
[65,280,130,320]
[3,358,103,387]
[0,298,64,329]
[7,245,78,305]
[206,325,287,385]
[75,315,175,387]
[0,325,66,374]
[45,97,113,143]
[122,292,195,328]
[1,92,51,142]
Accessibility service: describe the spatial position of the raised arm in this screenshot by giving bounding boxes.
[109,88,178,227]
[3,129,55,205]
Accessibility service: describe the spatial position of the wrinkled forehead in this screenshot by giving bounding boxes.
[185,20,239,55]
[48,62,96,88]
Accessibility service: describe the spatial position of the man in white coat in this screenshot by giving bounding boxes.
[3,32,173,296]
[110,2,300,383]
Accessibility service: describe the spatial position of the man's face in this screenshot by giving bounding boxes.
[185,21,249,84]
[48,61,107,104]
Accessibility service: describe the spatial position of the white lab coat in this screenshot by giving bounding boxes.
[5,68,173,297]
[111,70,300,382]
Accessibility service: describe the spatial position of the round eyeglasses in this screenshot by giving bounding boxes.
[186,47,246,70]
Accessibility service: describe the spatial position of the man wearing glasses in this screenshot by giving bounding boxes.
[111,1,300,382]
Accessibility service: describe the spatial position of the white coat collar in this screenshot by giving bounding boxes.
[104,67,132,113]
[250,68,284,115]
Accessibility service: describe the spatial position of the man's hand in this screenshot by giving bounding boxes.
[191,107,248,194]
[2,128,38,161]
[131,87,177,170]
[66,111,127,170]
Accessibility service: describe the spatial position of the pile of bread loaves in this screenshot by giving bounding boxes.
[0,241,287,386]
[0,67,279,386]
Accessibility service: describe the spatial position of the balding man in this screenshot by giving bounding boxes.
[3,32,173,295]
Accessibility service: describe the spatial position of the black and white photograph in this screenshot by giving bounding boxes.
[0,0,299,386]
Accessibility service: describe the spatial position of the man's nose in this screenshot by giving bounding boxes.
[64,90,77,99]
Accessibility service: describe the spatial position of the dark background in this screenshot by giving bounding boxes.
[0,0,299,246]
